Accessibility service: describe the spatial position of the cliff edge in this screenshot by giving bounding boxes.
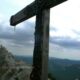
[0,45,32,80]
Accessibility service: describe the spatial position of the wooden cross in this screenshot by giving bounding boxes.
[10,0,67,80]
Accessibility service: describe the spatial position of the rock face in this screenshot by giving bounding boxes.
[0,45,15,68]
[0,45,32,80]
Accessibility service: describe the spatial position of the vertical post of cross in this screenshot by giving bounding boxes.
[30,0,50,80]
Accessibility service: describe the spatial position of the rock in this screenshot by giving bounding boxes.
[0,45,15,67]
[0,45,32,80]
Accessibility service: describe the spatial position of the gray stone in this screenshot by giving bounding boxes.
[0,45,32,80]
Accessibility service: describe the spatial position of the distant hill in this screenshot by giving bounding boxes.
[15,56,80,80]
[49,57,80,80]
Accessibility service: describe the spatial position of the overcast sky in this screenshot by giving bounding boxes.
[0,0,80,60]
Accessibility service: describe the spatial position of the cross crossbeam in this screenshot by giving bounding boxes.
[10,0,67,26]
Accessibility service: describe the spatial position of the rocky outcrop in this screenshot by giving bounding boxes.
[0,45,32,80]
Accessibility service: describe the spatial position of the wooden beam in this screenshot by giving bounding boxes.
[10,2,35,26]
[30,8,50,80]
[10,0,67,26]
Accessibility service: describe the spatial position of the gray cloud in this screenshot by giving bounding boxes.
[50,36,80,49]
[72,29,80,35]
[0,20,80,50]
[0,21,35,47]
[50,27,58,32]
